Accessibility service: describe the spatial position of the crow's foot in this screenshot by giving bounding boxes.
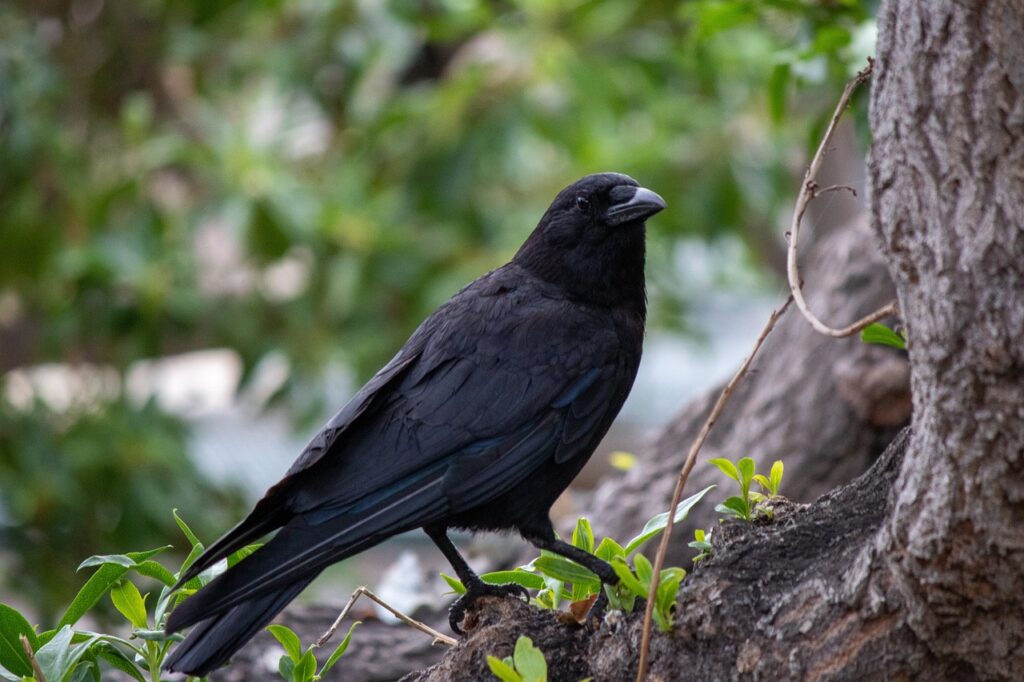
[583,588,610,631]
[448,582,530,635]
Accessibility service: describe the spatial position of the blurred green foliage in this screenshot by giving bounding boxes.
[0,0,876,616]
[0,397,246,619]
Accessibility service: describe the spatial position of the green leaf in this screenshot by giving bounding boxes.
[654,568,684,633]
[571,518,594,554]
[278,655,295,681]
[767,62,790,124]
[480,570,546,592]
[610,558,646,598]
[512,636,547,682]
[770,460,784,492]
[594,537,625,562]
[656,568,685,610]
[227,543,263,569]
[541,576,564,611]
[266,625,303,663]
[132,560,177,587]
[0,603,37,677]
[716,496,750,520]
[633,554,653,589]
[94,643,147,682]
[752,474,771,491]
[0,663,21,682]
[110,581,148,629]
[292,649,316,682]
[440,573,467,595]
[623,485,715,555]
[532,556,599,589]
[175,541,207,588]
[486,655,522,682]
[59,565,130,629]
[860,323,907,350]
[319,621,359,677]
[708,458,740,482]
[76,546,171,572]
[77,555,136,570]
[67,660,97,682]
[130,628,183,642]
[737,457,756,486]
[173,510,203,549]
[35,626,97,682]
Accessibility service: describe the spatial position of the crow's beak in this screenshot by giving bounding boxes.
[605,186,667,226]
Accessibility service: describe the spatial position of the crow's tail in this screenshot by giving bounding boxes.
[163,573,316,677]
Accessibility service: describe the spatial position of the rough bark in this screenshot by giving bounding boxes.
[405,1,1024,680]
[868,0,1024,673]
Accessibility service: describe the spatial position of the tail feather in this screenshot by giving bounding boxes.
[164,574,316,677]
[175,496,291,588]
[167,474,447,634]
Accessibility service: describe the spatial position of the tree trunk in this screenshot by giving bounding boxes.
[404,1,1024,680]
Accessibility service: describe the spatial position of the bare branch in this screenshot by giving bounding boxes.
[786,58,900,338]
[635,297,792,681]
[316,586,458,650]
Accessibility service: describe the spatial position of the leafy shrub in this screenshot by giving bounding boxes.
[444,486,714,634]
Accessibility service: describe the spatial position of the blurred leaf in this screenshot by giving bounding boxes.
[487,655,522,682]
[768,62,791,123]
[513,636,547,682]
[623,485,715,555]
[608,451,637,470]
[860,323,907,350]
[0,603,37,677]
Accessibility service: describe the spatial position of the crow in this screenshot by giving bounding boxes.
[164,172,665,676]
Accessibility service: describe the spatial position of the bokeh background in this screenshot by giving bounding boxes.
[0,0,876,624]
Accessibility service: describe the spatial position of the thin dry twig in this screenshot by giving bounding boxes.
[786,58,899,337]
[316,585,457,649]
[635,297,792,681]
[21,634,46,682]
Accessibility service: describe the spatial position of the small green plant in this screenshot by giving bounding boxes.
[688,528,714,563]
[709,457,784,521]
[0,511,281,682]
[487,636,548,682]
[267,621,359,682]
[860,322,907,350]
[443,486,714,634]
[751,460,784,500]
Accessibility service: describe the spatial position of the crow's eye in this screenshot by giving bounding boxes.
[575,196,591,211]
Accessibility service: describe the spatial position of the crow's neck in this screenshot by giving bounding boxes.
[515,228,647,315]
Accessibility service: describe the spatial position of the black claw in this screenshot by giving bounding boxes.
[448,582,530,635]
[585,588,609,630]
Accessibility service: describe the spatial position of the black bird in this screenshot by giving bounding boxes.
[164,173,665,676]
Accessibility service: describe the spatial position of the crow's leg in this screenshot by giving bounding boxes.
[521,523,619,627]
[424,524,529,635]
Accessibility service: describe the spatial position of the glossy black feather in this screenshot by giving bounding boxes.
[164,172,662,675]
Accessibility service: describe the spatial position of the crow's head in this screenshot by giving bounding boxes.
[514,172,665,307]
